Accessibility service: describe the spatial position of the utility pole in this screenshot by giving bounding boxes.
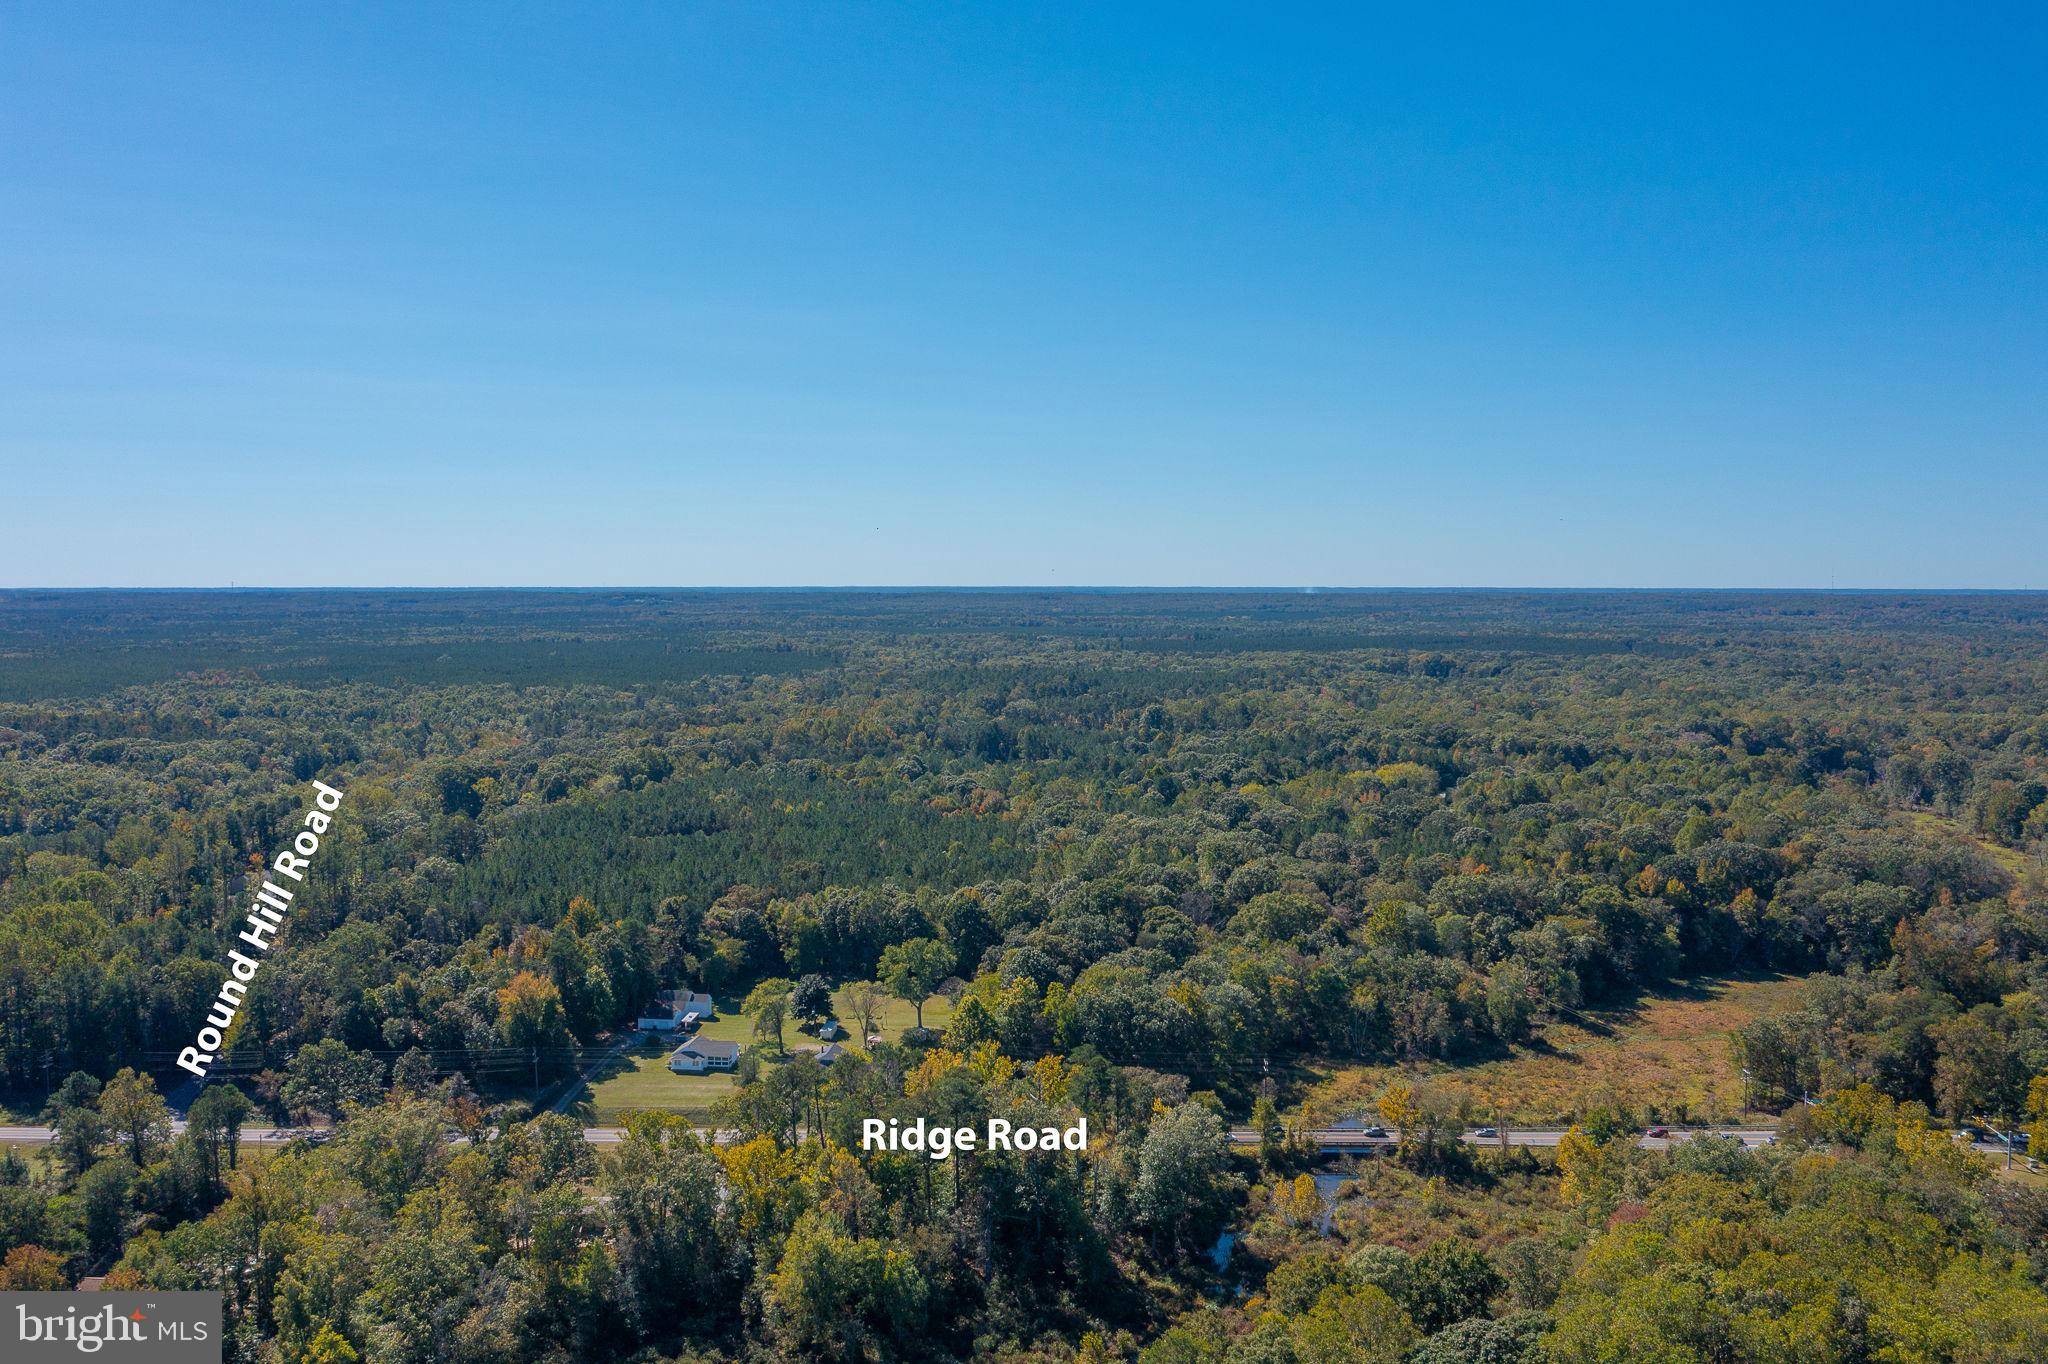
[530,1046,540,1102]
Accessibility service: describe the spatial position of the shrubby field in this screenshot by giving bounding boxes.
[2,589,2045,1363]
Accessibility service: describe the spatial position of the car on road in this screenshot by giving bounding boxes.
[1646,1126,1669,1138]
[1475,1126,1497,1138]
[1364,1125,1389,1139]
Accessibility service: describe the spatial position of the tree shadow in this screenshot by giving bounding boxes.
[552,1034,674,1122]
[1555,968,1793,1038]
[586,1034,666,1085]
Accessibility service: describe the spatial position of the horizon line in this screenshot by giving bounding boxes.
[4,584,2047,596]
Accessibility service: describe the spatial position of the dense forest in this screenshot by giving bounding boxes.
[2,589,2046,1363]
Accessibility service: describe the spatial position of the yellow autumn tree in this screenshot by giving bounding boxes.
[1377,1081,1419,1133]
[1891,1120,1984,1187]
[1029,1054,1074,1104]
[965,1041,1015,1086]
[721,1136,802,1250]
[1816,1082,1897,1147]
[302,1323,362,1364]
[905,1046,964,1097]
[1556,1125,1617,1209]
[1269,1173,1323,1228]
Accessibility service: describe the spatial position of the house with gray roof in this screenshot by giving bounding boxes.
[668,1035,740,1073]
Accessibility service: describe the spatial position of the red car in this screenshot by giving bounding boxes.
[1646,1126,1670,1138]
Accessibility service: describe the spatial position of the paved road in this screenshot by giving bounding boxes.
[2,1122,671,1149]
[2,1121,2027,1162]
[1,1122,309,1146]
[1229,1125,2026,1157]
[1226,1125,1777,1151]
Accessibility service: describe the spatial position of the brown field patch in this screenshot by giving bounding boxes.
[1306,972,1811,1128]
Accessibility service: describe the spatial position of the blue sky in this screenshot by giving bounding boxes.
[2,4,2042,587]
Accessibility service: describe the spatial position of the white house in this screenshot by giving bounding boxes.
[638,989,718,1032]
[668,1036,740,1074]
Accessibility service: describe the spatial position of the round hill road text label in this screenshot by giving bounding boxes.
[177,780,346,1078]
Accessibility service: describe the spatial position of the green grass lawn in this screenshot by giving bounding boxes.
[575,988,955,1123]
[1,1143,58,1170]
[829,985,953,1043]
[580,1037,736,1124]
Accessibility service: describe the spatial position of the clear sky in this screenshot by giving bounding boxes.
[2,4,2042,588]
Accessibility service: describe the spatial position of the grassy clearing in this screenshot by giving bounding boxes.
[1903,810,2032,878]
[1305,973,1810,1128]
[1985,1155,2047,1189]
[0,1142,279,1178]
[581,1037,736,1123]
[0,1143,62,1173]
[829,986,953,1043]
[576,988,955,1122]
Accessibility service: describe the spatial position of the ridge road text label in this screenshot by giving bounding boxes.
[861,1116,1088,1160]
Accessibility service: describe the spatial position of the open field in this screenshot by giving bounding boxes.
[576,988,955,1122]
[1989,1162,2048,1191]
[1306,973,1811,1128]
[830,985,954,1042]
[1904,810,2034,878]
[580,1041,736,1123]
